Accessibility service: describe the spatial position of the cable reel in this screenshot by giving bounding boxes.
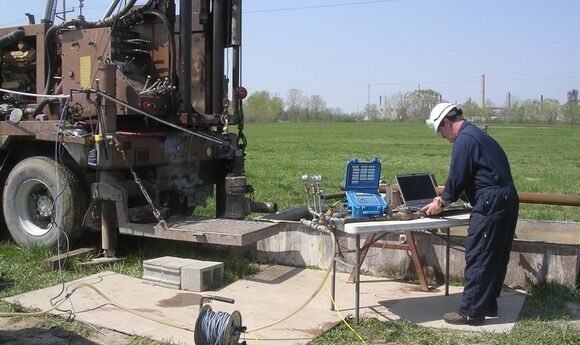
[194,295,246,345]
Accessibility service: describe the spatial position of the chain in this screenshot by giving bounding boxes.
[221,98,230,134]
[114,139,168,230]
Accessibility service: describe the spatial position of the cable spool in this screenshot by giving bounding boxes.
[194,297,245,345]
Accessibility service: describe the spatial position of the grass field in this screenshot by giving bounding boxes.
[239,122,580,222]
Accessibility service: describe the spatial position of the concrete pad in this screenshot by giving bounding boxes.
[4,266,526,344]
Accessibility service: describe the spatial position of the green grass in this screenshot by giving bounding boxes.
[309,281,580,345]
[241,122,580,221]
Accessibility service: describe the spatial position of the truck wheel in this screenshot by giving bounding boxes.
[3,156,86,247]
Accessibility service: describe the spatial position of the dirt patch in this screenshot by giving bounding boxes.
[0,316,131,345]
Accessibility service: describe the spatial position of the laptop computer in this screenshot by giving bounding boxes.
[395,173,468,212]
[395,173,438,211]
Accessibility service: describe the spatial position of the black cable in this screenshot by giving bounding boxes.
[49,99,73,309]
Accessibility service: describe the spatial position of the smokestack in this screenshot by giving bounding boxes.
[506,92,511,109]
[480,73,485,107]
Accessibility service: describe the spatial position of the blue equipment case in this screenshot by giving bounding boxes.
[344,158,388,218]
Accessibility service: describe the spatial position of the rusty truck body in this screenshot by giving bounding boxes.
[0,0,276,256]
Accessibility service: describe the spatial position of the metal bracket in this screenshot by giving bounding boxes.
[92,182,124,201]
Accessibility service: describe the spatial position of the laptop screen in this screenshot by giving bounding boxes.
[395,173,438,206]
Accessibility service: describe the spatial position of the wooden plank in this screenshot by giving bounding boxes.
[405,231,429,291]
[41,247,96,272]
[77,257,128,269]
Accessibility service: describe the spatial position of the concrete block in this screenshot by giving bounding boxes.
[181,261,224,292]
[142,256,223,291]
[142,256,199,289]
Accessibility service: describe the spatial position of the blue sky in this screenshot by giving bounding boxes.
[3,0,579,113]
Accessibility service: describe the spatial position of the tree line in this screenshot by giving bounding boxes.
[241,88,580,124]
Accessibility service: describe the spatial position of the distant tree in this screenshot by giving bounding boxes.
[308,95,327,121]
[539,99,561,123]
[506,102,526,123]
[360,104,378,121]
[383,93,405,120]
[244,90,283,122]
[460,99,478,120]
[284,89,306,121]
[403,89,442,121]
[383,89,441,121]
[520,99,541,123]
[562,89,579,124]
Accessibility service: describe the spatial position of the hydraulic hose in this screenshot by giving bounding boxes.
[0,28,25,50]
[143,10,176,87]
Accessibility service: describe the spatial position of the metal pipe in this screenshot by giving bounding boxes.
[355,234,360,324]
[212,0,226,114]
[231,0,241,113]
[179,0,192,123]
[433,187,580,207]
[517,192,580,207]
[251,201,277,214]
[299,219,331,233]
[42,0,58,25]
[103,0,123,20]
[98,64,117,133]
[100,0,137,26]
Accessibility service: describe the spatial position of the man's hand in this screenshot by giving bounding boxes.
[422,196,445,216]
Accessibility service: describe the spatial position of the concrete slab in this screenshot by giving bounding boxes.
[4,266,526,344]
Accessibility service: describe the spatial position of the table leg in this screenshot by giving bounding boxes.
[331,245,336,311]
[347,233,376,283]
[445,227,450,296]
[355,234,360,325]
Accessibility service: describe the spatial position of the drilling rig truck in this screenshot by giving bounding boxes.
[0,0,277,256]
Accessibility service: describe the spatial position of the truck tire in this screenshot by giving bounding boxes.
[2,156,86,247]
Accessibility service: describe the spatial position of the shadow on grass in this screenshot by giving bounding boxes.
[0,277,15,293]
[518,280,580,322]
[0,326,100,345]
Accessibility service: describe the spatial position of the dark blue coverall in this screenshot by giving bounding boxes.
[440,121,519,319]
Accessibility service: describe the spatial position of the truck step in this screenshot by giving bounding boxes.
[119,216,279,246]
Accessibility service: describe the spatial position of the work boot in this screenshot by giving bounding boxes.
[486,308,498,317]
[443,312,484,325]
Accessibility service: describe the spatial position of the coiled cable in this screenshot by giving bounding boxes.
[195,307,232,345]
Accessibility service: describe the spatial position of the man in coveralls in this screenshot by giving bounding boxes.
[422,103,519,325]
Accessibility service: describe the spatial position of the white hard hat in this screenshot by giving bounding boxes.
[426,103,462,134]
